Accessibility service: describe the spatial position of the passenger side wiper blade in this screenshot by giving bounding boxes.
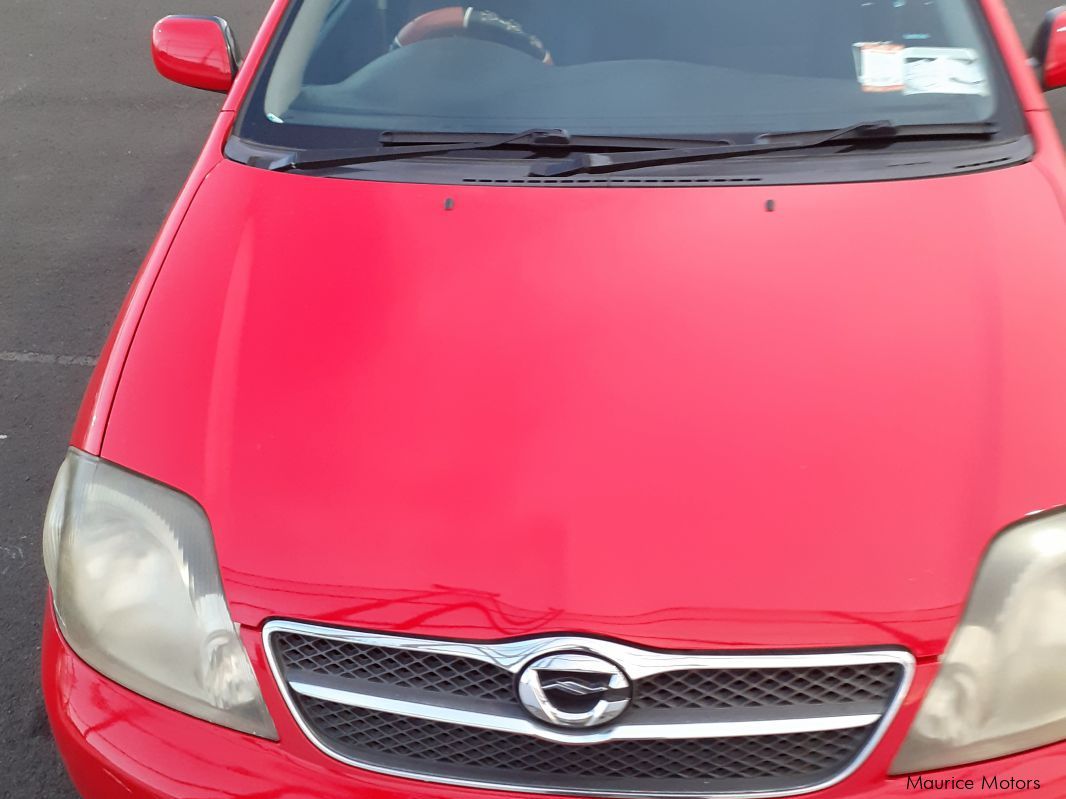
[756,121,998,144]
[529,121,998,178]
[380,130,733,149]
[274,129,731,172]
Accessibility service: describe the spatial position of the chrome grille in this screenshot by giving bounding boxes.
[266,621,913,798]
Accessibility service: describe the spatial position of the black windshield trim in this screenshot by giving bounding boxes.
[226,132,1034,186]
[528,121,1000,178]
[232,0,1030,174]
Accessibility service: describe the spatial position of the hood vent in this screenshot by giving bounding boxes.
[461,176,764,187]
[953,156,1012,171]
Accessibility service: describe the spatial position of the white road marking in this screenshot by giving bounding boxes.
[0,351,97,367]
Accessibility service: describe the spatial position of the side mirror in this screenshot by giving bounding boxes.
[151,15,240,93]
[1032,6,1066,91]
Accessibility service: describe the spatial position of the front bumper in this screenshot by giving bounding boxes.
[43,605,1066,799]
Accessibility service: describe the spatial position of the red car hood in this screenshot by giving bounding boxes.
[103,160,1066,656]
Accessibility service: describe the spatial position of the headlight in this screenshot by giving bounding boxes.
[891,509,1066,773]
[43,449,276,739]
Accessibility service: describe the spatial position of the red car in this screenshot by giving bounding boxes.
[40,1,1066,797]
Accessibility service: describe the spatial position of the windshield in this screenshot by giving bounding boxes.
[238,0,1021,151]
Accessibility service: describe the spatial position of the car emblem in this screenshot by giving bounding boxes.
[517,652,632,728]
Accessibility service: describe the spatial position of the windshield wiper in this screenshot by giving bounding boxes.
[379,130,733,149]
[272,128,732,172]
[528,121,998,178]
[274,129,571,171]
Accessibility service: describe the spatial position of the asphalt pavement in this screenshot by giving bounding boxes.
[0,2,1063,797]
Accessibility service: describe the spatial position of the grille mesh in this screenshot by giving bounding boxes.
[274,632,514,701]
[633,663,902,710]
[297,697,872,784]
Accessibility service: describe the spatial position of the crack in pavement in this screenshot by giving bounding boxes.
[0,351,97,367]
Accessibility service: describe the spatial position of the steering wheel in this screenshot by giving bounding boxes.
[392,7,553,64]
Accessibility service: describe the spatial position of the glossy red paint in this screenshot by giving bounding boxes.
[984,0,1050,111]
[71,0,293,453]
[151,15,236,93]
[49,0,1066,795]
[97,155,1066,657]
[42,605,1066,799]
[68,110,234,453]
[1038,7,1066,90]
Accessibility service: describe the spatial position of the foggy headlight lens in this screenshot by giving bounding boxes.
[42,449,276,738]
[891,509,1066,773]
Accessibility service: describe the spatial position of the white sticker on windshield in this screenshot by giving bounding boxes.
[854,43,988,96]
[902,47,988,96]
[854,42,906,93]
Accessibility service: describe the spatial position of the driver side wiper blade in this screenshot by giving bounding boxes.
[529,121,998,178]
[274,128,570,172]
[273,128,731,172]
